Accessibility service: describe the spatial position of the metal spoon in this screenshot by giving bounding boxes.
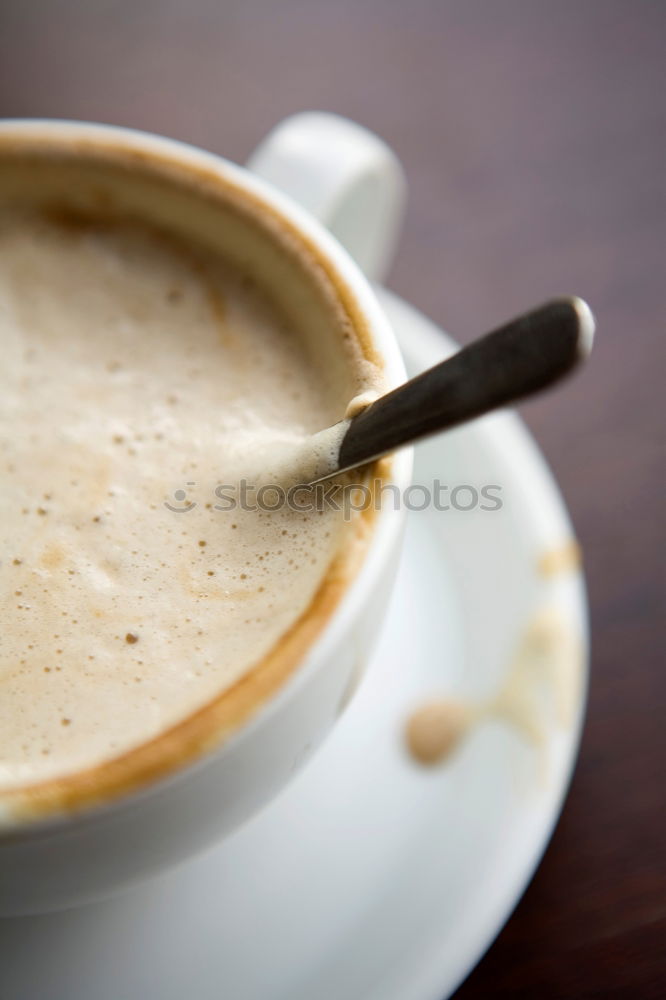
[308,296,594,484]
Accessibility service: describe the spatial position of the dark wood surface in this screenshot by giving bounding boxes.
[1,1,664,997]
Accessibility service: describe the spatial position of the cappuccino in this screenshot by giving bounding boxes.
[0,207,372,790]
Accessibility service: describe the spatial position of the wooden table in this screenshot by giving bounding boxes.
[2,1,664,996]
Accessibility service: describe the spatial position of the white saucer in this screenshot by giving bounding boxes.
[0,290,588,1000]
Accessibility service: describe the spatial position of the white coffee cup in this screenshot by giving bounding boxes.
[0,113,412,915]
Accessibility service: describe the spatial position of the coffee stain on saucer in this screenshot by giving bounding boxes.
[538,540,581,578]
[405,699,476,766]
[405,607,584,769]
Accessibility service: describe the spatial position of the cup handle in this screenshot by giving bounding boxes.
[247,112,406,284]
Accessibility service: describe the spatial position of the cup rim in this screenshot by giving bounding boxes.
[0,119,413,833]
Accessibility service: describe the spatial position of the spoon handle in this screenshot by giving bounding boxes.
[337,296,594,474]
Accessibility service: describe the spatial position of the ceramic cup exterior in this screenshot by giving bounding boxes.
[0,113,412,915]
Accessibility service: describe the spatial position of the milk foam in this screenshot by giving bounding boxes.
[0,209,359,789]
